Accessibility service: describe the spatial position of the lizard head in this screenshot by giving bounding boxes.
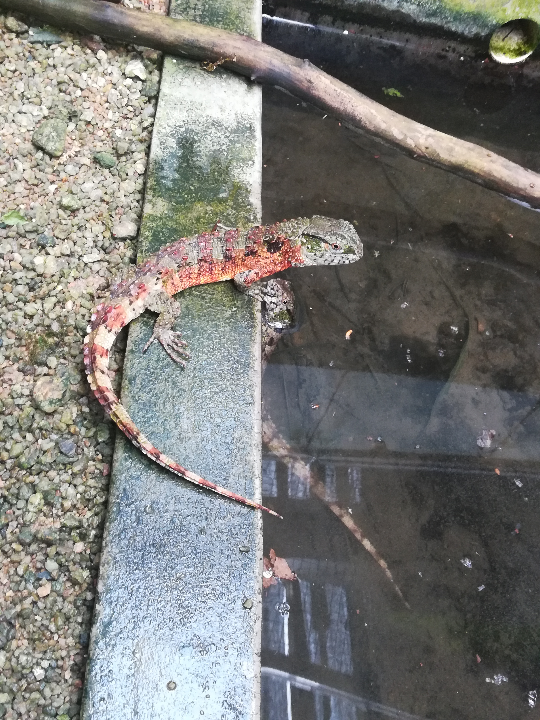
[278,215,362,267]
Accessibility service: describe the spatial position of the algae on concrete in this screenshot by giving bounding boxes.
[82,0,264,717]
[139,62,261,258]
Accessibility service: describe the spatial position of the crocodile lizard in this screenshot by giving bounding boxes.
[84,216,362,516]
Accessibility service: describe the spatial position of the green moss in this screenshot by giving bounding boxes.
[170,0,257,36]
[26,330,61,365]
[489,19,539,59]
[383,87,404,97]
[139,135,257,260]
[490,36,531,57]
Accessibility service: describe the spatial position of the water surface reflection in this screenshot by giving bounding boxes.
[261,14,540,720]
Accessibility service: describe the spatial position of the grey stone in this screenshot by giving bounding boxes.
[27,492,44,511]
[63,513,81,529]
[50,103,79,122]
[124,59,147,80]
[32,375,68,413]
[9,442,24,458]
[0,621,15,649]
[141,79,160,98]
[32,119,68,158]
[18,527,35,545]
[96,423,111,442]
[52,226,69,240]
[36,233,56,248]
[18,445,39,469]
[5,16,28,33]
[112,219,138,239]
[63,165,78,177]
[72,456,88,474]
[82,253,101,264]
[59,195,81,211]
[115,141,129,155]
[51,579,64,593]
[93,151,116,169]
[18,483,34,501]
[45,558,59,573]
[43,488,59,505]
[57,438,77,457]
[28,26,63,44]
[37,527,59,545]
[71,569,88,585]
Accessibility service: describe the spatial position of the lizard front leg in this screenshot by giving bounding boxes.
[234,273,296,362]
[234,273,295,328]
[143,292,190,367]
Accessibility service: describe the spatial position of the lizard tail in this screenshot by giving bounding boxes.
[83,328,282,518]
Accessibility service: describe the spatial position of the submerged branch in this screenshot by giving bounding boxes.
[3,0,540,209]
[262,414,410,608]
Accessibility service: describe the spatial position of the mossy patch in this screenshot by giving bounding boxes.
[26,330,61,365]
[489,18,539,61]
[140,135,257,259]
[170,0,257,36]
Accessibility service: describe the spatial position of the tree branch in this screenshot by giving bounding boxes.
[3,0,540,209]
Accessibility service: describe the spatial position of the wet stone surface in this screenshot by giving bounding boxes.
[81,0,264,712]
[0,11,160,720]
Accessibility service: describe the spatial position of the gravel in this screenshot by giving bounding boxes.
[0,11,161,720]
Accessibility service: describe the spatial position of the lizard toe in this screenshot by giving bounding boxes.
[162,346,189,366]
[158,330,190,365]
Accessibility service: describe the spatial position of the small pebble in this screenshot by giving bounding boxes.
[125,58,147,80]
[112,219,138,238]
[32,118,68,157]
[93,151,117,169]
[33,375,68,413]
[5,15,28,33]
[58,438,77,457]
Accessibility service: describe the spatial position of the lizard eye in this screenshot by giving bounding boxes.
[332,244,339,249]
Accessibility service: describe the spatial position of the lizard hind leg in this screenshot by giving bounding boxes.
[142,293,190,366]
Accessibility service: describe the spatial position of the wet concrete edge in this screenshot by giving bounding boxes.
[267,0,540,39]
[81,0,264,716]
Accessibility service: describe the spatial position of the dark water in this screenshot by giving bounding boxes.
[260,16,540,720]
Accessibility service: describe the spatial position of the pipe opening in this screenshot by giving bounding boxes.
[489,19,539,64]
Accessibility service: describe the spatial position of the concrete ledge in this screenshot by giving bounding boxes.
[266,0,540,39]
[82,1,263,717]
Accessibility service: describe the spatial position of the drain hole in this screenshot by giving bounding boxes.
[489,19,540,64]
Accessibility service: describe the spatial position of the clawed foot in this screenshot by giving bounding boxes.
[143,329,190,367]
